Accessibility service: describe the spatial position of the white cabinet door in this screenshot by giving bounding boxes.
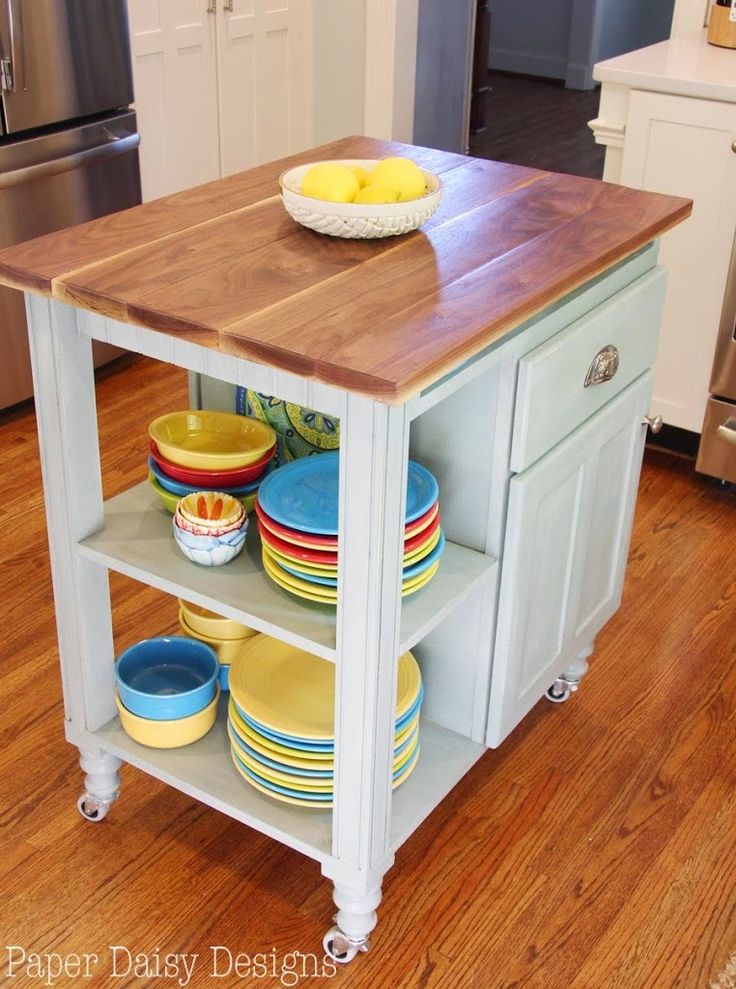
[128,0,221,200]
[215,0,312,176]
[486,372,653,748]
[620,92,736,433]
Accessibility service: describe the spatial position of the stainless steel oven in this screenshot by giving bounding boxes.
[696,233,736,484]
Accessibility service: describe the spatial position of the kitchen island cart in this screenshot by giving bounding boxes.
[0,136,690,962]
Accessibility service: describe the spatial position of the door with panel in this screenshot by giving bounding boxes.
[127,0,220,200]
[486,372,654,748]
[215,0,313,175]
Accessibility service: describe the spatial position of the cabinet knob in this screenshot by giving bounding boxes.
[206,0,216,12]
[732,139,736,154]
[642,414,663,434]
[224,0,233,10]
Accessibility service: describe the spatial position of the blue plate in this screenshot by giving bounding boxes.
[278,531,446,587]
[233,684,423,749]
[227,721,334,777]
[257,451,439,535]
[232,743,420,800]
[147,455,272,497]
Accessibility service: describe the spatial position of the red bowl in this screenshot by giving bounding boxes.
[149,439,275,486]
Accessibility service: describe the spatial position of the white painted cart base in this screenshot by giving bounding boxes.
[26,241,664,960]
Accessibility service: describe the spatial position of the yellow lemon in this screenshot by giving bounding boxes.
[367,157,426,202]
[301,163,359,203]
[354,185,400,204]
[348,165,371,188]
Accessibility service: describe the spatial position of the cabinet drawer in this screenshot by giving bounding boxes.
[510,267,667,472]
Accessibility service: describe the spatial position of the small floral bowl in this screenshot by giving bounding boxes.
[173,513,248,567]
[174,504,245,537]
[178,491,244,528]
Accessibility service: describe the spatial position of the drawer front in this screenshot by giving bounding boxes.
[510,267,667,472]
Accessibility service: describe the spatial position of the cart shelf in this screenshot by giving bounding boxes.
[79,480,498,661]
[87,699,486,865]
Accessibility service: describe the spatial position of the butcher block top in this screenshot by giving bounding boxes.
[0,135,691,403]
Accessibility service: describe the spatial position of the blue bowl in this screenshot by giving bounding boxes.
[115,637,219,720]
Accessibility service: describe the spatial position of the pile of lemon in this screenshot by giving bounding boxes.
[301,157,427,205]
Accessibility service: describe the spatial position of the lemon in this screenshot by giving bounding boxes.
[348,165,371,188]
[366,157,426,202]
[354,185,400,204]
[301,163,359,203]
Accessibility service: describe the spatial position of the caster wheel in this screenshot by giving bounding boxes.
[545,681,572,704]
[322,926,368,964]
[77,793,111,822]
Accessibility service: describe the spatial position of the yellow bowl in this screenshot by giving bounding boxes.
[178,599,259,641]
[149,411,276,470]
[115,685,220,748]
[178,611,257,663]
[148,472,255,516]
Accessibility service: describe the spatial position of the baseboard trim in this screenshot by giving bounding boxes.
[646,423,700,458]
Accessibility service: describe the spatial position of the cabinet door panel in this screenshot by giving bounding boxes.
[620,92,736,432]
[127,0,220,200]
[487,372,653,747]
[216,0,312,175]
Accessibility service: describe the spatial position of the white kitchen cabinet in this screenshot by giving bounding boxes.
[591,36,736,434]
[127,0,312,200]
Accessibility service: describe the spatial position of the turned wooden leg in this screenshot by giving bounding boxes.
[77,748,122,823]
[562,642,595,687]
[323,883,383,964]
[546,642,595,703]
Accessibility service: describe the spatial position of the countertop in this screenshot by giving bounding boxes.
[0,136,690,403]
[594,31,736,103]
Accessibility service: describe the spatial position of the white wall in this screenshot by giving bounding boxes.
[489,0,573,80]
[311,0,366,143]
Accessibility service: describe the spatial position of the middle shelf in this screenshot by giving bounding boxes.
[79,481,498,661]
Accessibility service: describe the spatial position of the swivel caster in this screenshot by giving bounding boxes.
[77,793,113,822]
[546,679,572,704]
[322,925,369,964]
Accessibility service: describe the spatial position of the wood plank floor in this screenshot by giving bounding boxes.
[1,356,734,988]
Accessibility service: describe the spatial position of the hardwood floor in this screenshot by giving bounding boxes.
[470,72,605,180]
[1,356,734,988]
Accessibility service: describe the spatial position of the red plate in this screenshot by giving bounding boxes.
[258,511,441,561]
[259,525,339,565]
[149,440,275,486]
[254,496,440,549]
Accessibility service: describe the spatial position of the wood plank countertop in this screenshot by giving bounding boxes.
[0,135,691,403]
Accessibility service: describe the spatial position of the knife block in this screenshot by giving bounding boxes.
[707,4,736,49]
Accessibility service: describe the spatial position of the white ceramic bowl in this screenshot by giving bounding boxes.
[279,159,442,239]
[173,516,248,567]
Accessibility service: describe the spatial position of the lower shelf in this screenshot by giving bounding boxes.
[88,698,486,867]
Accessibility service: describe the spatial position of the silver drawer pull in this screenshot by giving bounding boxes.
[717,418,736,447]
[584,344,620,387]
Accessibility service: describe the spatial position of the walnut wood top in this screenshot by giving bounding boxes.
[0,135,691,403]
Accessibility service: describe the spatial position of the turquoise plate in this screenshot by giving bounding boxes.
[257,451,439,535]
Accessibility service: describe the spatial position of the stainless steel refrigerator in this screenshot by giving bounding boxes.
[0,0,141,409]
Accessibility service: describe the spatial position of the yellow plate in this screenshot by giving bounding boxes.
[149,411,276,470]
[229,725,419,792]
[228,699,418,767]
[178,599,259,641]
[148,472,256,517]
[115,685,220,748]
[230,742,420,808]
[229,638,421,739]
[262,550,338,604]
[262,545,439,600]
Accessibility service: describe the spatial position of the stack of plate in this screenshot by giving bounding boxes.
[227,637,423,808]
[147,410,278,515]
[255,451,444,605]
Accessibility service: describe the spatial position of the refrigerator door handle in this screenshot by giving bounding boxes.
[0,131,140,189]
[1,0,25,92]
